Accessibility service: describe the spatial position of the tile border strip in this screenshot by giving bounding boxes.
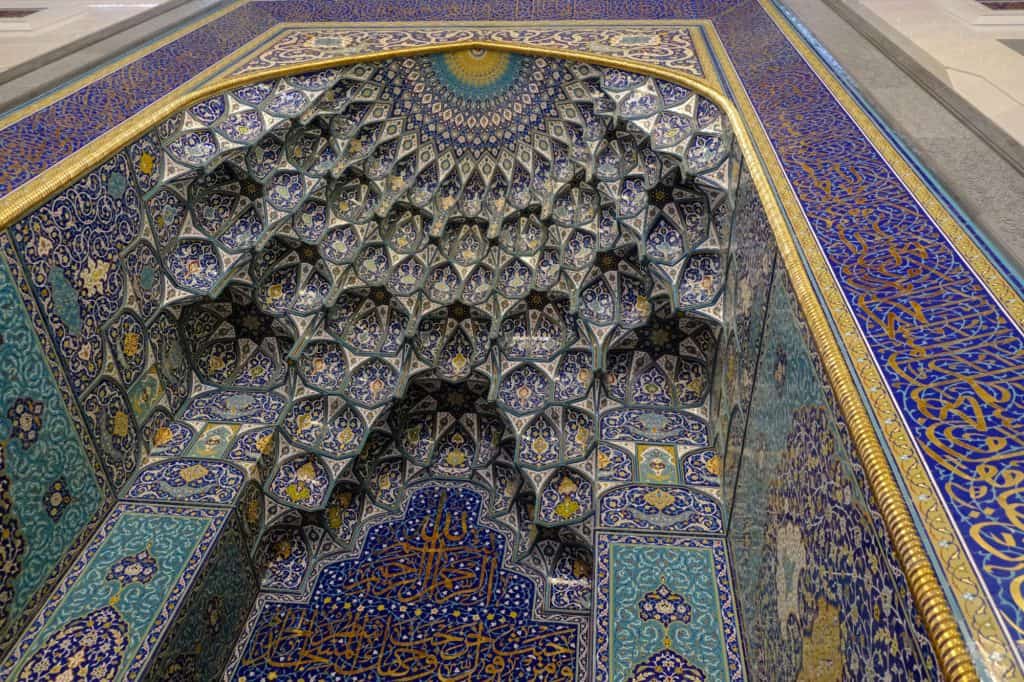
[703,4,1017,677]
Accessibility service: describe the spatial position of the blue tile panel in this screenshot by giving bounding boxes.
[230,485,586,681]
[0,0,1018,673]
[728,269,938,678]
[713,1,1024,652]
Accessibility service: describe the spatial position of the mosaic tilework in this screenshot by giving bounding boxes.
[0,0,1019,676]
[143,511,258,681]
[234,25,702,77]
[0,503,228,679]
[70,53,734,557]
[229,485,588,680]
[0,7,737,199]
[595,533,743,681]
[1,23,1021,669]
[712,4,1024,668]
[0,242,107,657]
[729,269,938,679]
[123,459,247,507]
[0,45,759,677]
[3,152,150,493]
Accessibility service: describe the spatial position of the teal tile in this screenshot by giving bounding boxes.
[595,532,744,681]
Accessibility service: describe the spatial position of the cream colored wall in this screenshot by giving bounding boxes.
[828,0,1024,151]
[0,1,183,78]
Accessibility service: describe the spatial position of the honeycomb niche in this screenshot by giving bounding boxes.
[149,51,736,554]
[2,48,764,681]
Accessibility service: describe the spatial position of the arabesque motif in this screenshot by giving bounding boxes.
[58,51,738,556]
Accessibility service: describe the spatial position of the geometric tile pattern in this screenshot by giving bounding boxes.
[0,44,749,679]
[96,51,738,558]
[0,0,1009,678]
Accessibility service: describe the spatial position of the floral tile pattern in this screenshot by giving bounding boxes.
[595,532,743,681]
[0,245,107,656]
[728,269,938,680]
[0,503,229,679]
[233,26,704,78]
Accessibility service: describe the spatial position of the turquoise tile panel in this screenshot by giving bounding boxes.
[1,503,227,680]
[0,245,106,653]
[145,511,259,679]
[595,532,743,681]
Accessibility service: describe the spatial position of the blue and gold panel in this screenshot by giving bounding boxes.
[148,420,195,460]
[0,503,228,679]
[596,442,633,483]
[230,484,588,680]
[5,153,142,396]
[255,524,311,593]
[598,483,723,535]
[0,241,107,656]
[599,408,707,446]
[681,449,721,488]
[122,459,246,507]
[728,272,937,679]
[180,390,288,425]
[595,532,744,681]
[0,0,1018,676]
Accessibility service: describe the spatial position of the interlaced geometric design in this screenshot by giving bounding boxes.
[140,49,736,557]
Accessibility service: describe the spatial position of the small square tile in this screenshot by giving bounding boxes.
[184,423,240,459]
[128,366,164,421]
[636,443,679,484]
